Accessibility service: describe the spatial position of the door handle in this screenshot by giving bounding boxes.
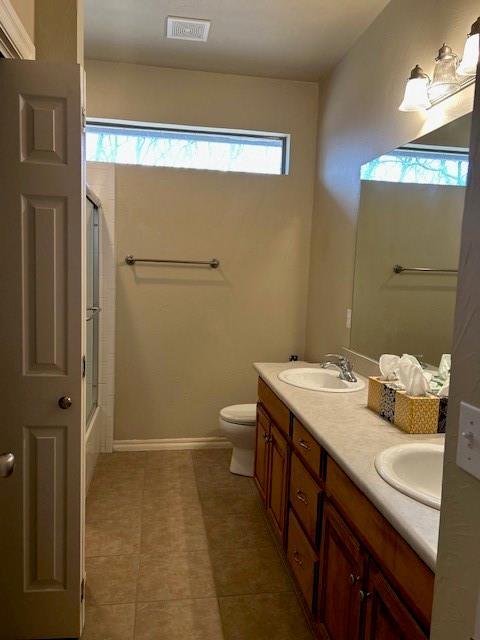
[0,452,15,477]
[58,396,72,410]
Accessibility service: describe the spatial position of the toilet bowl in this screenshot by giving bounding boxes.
[219,404,257,477]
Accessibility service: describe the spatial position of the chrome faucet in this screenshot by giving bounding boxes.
[319,354,357,383]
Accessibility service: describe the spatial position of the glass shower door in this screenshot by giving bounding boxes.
[86,196,100,426]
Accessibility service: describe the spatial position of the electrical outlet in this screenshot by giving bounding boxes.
[346,308,352,329]
[456,401,480,480]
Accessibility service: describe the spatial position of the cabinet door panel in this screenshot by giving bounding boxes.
[267,423,289,539]
[318,501,365,640]
[254,405,270,503]
[364,562,428,640]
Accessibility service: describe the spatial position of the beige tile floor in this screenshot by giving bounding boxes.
[83,449,315,640]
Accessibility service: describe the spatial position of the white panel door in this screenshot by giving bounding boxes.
[0,60,85,639]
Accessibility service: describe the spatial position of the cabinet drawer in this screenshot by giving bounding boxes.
[287,509,318,611]
[258,377,290,436]
[290,453,322,545]
[292,418,322,476]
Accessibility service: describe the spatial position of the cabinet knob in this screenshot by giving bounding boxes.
[295,489,308,505]
[298,439,311,451]
[349,574,359,585]
[293,551,304,566]
[359,590,371,602]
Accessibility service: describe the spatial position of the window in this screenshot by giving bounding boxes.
[361,147,469,186]
[86,121,289,175]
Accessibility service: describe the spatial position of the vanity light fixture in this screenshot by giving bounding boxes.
[458,17,480,76]
[399,65,431,112]
[399,17,479,112]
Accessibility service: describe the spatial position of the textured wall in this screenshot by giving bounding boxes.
[305,0,476,360]
[85,61,318,441]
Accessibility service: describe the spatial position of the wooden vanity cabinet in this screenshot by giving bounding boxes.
[254,377,433,639]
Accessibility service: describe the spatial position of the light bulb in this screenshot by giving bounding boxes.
[458,20,480,77]
[399,65,431,112]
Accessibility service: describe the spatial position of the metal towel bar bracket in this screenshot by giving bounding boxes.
[125,255,220,269]
[393,264,457,274]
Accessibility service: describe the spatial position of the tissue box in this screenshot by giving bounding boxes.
[367,377,397,423]
[379,385,397,423]
[367,376,384,413]
[394,392,440,434]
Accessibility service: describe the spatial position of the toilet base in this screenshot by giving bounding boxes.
[229,446,255,477]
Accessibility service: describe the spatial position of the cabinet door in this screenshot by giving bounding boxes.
[363,562,428,640]
[254,405,270,503]
[318,501,365,640]
[267,423,289,539]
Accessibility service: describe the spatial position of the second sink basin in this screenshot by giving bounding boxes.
[375,443,444,510]
[278,367,365,393]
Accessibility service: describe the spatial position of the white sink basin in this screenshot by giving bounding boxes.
[375,443,444,510]
[278,367,365,393]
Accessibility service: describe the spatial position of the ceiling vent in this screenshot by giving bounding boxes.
[166,16,211,42]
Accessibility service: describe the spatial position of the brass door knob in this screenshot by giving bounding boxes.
[58,396,72,410]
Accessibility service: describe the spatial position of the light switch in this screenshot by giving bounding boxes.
[456,401,480,480]
[346,308,352,329]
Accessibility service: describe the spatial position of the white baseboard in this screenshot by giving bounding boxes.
[113,437,232,452]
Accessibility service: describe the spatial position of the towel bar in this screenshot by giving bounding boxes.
[125,255,220,269]
[393,264,457,274]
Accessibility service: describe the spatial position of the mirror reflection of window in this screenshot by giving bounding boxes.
[351,113,471,367]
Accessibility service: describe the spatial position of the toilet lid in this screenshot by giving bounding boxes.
[220,404,257,425]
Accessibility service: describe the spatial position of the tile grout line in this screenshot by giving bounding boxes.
[132,455,147,640]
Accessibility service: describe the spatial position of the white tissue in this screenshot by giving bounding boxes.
[398,354,430,396]
[430,354,451,397]
[438,354,451,378]
[379,354,400,381]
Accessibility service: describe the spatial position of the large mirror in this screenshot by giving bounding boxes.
[351,113,471,366]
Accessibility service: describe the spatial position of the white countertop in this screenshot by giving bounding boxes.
[254,361,442,571]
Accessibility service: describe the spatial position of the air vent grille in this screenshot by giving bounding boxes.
[166,16,211,42]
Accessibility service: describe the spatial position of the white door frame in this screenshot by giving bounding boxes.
[0,0,35,59]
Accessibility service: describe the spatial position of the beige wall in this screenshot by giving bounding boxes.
[351,181,463,365]
[305,0,476,361]
[35,0,84,64]
[85,61,318,441]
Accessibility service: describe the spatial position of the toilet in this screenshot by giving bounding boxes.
[219,404,257,477]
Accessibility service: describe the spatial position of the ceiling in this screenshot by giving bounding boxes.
[85,0,390,81]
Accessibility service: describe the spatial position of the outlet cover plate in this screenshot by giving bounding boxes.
[457,401,480,480]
